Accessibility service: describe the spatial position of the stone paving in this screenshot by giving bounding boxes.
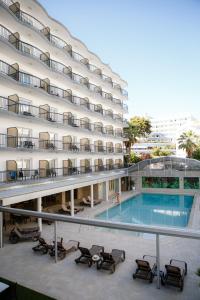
[0,193,200,300]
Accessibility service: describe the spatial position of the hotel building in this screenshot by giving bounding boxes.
[0,0,129,226]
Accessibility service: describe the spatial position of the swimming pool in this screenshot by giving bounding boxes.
[96,193,194,228]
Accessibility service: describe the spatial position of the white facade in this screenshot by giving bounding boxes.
[150,115,197,142]
[0,0,128,183]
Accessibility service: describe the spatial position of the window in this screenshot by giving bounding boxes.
[19,73,31,85]
[16,159,30,170]
[19,98,31,113]
[0,97,8,110]
[0,61,8,74]
[50,107,57,121]
[21,44,31,55]
[18,127,31,137]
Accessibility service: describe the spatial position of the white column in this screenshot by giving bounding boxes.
[90,184,94,208]
[156,234,161,289]
[105,181,109,201]
[118,178,121,195]
[37,197,42,232]
[70,189,74,216]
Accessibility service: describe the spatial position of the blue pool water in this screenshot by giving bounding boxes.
[96,193,194,228]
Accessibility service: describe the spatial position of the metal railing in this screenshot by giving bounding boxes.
[0,133,125,154]
[0,24,128,109]
[1,1,128,98]
[0,96,124,138]
[0,61,127,126]
[0,206,199,289]
[0,164,125,183]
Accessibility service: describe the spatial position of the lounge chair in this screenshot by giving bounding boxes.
[49,238,79,260]
[97,249,125,273]
[87,196,102,205]
[132,255,157,283]
[32,237,52,254]
[81,197,91,206]
[67,204,84,213]
[58,204,72,215]
[162,259,187,291]
[58,203,83,214]
[75,244,104,267]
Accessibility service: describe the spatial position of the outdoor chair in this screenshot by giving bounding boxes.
[132,255,157,283]
[67,202,84,213]
[87,196,102,205]
[49,239,80,260]
[162,259,187,291]
[97,249,125,273]
[75,245,104,267]
[32,237,51,254]
[81,197,91,206]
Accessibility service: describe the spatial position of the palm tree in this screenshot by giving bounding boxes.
[178,131,198,157]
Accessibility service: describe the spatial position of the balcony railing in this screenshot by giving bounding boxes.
[0,24,127,108]
[1,1,128,97]
[0,93,124,138]
[0,164,125,183]
[0,133,125,153]
[0,59,127,124]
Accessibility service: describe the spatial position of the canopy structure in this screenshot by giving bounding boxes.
[128,156,200,174]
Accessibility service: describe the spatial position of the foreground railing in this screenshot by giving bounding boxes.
[0,206,200,289]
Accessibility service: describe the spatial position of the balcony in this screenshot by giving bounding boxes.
[0,60,128,124]
[0,24,127,107]
[0,133,126,154]
[1,3,128,97]
[0,96,125,139]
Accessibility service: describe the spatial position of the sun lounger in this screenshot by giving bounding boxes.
[81,197,102,206]
[81,197,91,206]
[49,238,79,260]
[132,255,157,283]
[162,259,187,291]
[58,203,83,214]
[97,249,125,273]
[87,196,102,205]
[32,237,52,254]
[75,244,104,267]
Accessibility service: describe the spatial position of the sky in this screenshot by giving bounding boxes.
[38,0,200,119]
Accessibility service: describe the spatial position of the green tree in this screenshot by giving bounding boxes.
[192,147,200,161]
[130,152,142,164]
[124,116,151,157]
[178,131,198,158]
[152,147,173,157]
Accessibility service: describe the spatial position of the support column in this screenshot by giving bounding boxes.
[37,197,42,232]
[118,178,121,195]
[70,189,74,216]
[90,185,94,208]
[156,234,160,289]
[105,181,109,201]
[54,221,57,263]
[179,176,184,190]
[0,212,3,249]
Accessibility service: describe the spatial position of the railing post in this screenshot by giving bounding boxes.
[0,212,3,249]
[54,221,57,263]
[156,233,160,289]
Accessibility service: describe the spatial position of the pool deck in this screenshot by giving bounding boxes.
[0,191,200,300]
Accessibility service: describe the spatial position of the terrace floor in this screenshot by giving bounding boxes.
[0,197,200,300]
